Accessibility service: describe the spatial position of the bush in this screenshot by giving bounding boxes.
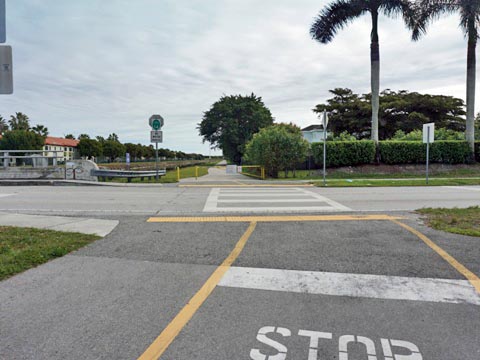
[475,142,480,162]
[312,141,376,167]
[379,141,472,164]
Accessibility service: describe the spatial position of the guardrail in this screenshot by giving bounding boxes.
[240,165,265,180]
[92,169,167,183]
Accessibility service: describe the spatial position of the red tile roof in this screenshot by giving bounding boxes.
[45,136,79,147]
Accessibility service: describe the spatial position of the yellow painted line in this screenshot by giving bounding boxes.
[147,214,404,223]
[178,184,314,188]
[391,219,480,294]
[137,222,257,360]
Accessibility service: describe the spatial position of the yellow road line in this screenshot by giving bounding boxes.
[147,214,403,223]
[178,184,314,188]
[391,219,480,294]
[137,222,257,360]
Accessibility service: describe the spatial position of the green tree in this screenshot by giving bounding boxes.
[103,140,126,162]
[314,89,466,139]
[78,134,90,140]
[244,124,309,178]
[0,116,8,134]
[31,125,49,137]
[0,130,45,150]
[310,0,414,143]
[65,134,75,139]
[413,0,480,155]
[8,112,30,131]
[198,94,274,164]
[77,139,103,158]
[107,133,120,142]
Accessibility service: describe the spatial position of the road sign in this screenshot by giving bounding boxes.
[149,114,164,129]
[423,123,434,143]
[0,45,12,94]
[0,0,5,43]
[151,130,163,143]
[321,110,329,129]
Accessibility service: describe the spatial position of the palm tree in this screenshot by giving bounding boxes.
[310,0,414,143]
[8,112,30,131]
[31,125,49,137]
[0,116,8,134]
[413,0,479,155]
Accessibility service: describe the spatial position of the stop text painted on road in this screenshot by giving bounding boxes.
[250,326,423,360]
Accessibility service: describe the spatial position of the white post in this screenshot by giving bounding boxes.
[426,127,430,185]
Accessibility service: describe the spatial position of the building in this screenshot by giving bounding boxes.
[43,137,79,161]
[301,125,327,143]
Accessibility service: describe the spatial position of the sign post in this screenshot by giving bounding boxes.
[322,110,329,186]
[149,115,164,181]
[0,1,13,95]
[423,123,435,184]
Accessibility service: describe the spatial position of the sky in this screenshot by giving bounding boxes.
[0,0,473,154]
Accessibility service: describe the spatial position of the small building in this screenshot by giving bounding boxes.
[301,125,327,143]
[43,137,79,161]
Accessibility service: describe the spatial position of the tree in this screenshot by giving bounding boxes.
[77,138,103,158]
[78,134,90,140]
[0,116,8,134]
[8,112,30,131]
[198,94,274,164]
[0,130,45,150]
[103,140,126,162]
[413,0,480,155]
[65,134,75,139]
[310,0,414,143]
[107,133,120,142]
[244,124,309,178]
[314,88,466,139]
[31,125,49,137]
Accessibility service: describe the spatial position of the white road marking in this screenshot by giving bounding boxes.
[219,267,480,305]
[443,186,480,192]
[203,187,352,213]
[0,194,14,198]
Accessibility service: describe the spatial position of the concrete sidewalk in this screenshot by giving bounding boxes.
[0,212,118,237]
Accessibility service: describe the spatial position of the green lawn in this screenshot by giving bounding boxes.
[0,227,100,281]
[417,207,480,237]
[102,166,210,183]
[279,168,480,180]
[312,178,480,187]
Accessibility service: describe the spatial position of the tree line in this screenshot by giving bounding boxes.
[0,113,205,162]
[310,0,479,153]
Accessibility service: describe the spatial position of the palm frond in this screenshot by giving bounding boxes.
[310,0,367,44]
[412,0,459,40]
[459,0,480,39]
[380,0,416,29]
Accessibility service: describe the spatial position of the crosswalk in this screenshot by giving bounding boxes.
[203,187,351,213]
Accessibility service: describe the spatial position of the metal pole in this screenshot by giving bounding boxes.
[155,142,159,181]
[323,119,327,187]
[426,127,430,185]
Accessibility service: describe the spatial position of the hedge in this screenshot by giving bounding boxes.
[312,141,376,167]
[310,140,476,168]
[378,141,472,164]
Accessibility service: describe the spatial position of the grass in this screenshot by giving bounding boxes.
[102,165,210,183]
[312,178,480,187]
[279,167,480,180]
[417,207,480,237]
[0,227,100,281]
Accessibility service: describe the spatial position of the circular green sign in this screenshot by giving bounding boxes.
[152,119,161,130]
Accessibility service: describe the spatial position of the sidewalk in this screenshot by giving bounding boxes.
[0,212,118,237]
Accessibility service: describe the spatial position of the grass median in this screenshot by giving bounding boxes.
[312,178,480,187]
[417,207,480,237]
[0,227,100,281]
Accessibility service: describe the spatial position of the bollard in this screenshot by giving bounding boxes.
[195,166,198,180]
[176,167,180,182]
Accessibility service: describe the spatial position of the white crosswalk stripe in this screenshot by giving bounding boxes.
[203,187,351,213]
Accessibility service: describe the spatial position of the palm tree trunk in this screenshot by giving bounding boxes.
[466,25,477,156]
[370,10,380,144]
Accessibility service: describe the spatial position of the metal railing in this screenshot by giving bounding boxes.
[0,150,65,168]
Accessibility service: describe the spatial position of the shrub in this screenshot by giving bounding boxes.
[379,141,472,164]
[312,141,376,167]
[475,142,480,162]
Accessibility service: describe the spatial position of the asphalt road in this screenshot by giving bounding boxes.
[0,185,479,359]
[0,185,479,215]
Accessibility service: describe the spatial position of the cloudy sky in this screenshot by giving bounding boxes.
[0,0,472,154]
